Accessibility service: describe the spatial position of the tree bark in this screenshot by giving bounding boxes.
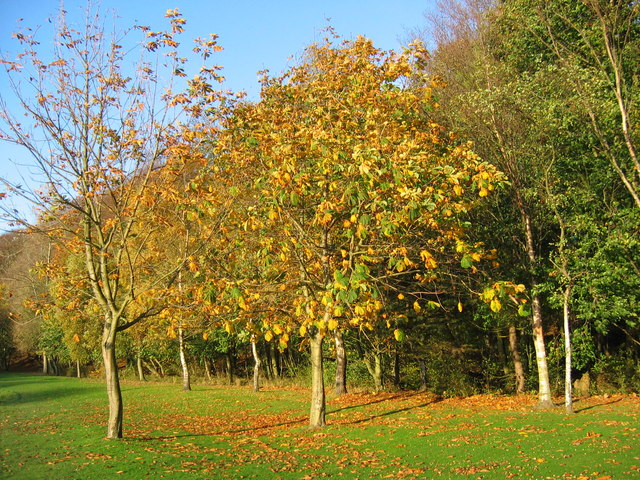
[531,294,554,408]
[251,340,261,392]
[136,354,145,381]
[522,211,554,408]
[43,353,48,375]
[334,330,347,396]
[225,350,234,385]
[508,325,526,394]
[204,358,213,381]
[102,320,123,439]
[365,352,383,393]
[76,359,81,378]
[270,344,280,379]
[178,322,191,391]
[563,284,574,414]
[393,351,401,387]
[309,331,326,428]
[419,358,428,392]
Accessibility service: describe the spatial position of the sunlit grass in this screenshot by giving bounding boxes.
[1,373,638,479]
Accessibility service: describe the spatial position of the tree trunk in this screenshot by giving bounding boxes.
[393,351,401,387]
[365,352,383,393]
[204,358,213,381]
[136,354,145,381]
[102,322,123,439]
[522,211,554,408]
[225,350,234,385]
[309,331,326,428]
[43,353,48,375]
[532,294,554,408]
[508,325,526,394]
[419,358,428,392]
[270,344,280,379]
[334,330,347,396]
[76,359,81,378]
[143,359,161,378]
[252,340,261,392]
[563,284,574,414]
[178,322,191,391]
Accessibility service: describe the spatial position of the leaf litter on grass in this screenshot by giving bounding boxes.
[3,374,640,479]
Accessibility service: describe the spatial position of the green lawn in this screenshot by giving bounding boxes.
[1,373,638,479]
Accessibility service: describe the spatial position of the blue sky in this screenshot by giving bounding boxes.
[0,0,436,229]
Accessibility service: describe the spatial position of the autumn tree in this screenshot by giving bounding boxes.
[0,7,225,438]
[424,0,566,407]
[216,33,505,427]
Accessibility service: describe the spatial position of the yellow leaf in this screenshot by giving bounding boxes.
[202,332,209,340]
[299,325,307,336]
[394,329,405,342]
[453,184,463,195]
[167,326,177,338]
[264,330,273,342]
[224,322,235,334]
[479,187,489,197]
[273,324,283,335]
[72,333,81,343]
[413,301,421,313]
[490,298,502,313]
[458,301,463,313]
[398,293,405,300]
[328,318,338,330]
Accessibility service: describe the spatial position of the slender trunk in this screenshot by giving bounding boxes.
[522,211,553,408]
[393,351,401,387]
[419,358,428,392]
[43,353,48,375]
[309,330,326,428]
[136,354,145,381]
[508,325,526,394]
[564,284,574,415]
[143,359,162,378]
[76,359,81,378]
[225,350,234,385]
[271,345,280,379]
[204,358,212,381]
[365,352,383,393]
[252,340,261,392]
[178,322,191,391]
[532,294,554,408]
[102,319,123,439]
[334,330,347,396]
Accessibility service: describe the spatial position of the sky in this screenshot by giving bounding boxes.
[0,0,437,230]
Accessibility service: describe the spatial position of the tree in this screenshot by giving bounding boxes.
[425,0,568,408]
[0,7,225,438]
[216,32,506,427]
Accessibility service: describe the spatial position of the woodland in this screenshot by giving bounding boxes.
[0,0,638,440]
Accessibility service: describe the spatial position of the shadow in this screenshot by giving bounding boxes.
[0,385,90,406]
[329,393,443,426]
[126,391,443,442]
[126,415,309,442]
[573,396,625,413]
[0,373,97,406]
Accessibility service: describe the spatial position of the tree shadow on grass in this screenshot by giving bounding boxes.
[572,396,625,413]
[328,392,442,425]
[0,385,90,406]
[128,391,441,441]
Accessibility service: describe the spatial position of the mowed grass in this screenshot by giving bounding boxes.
[1,373,639,479]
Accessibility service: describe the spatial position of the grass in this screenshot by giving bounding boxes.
[1,373,639,479]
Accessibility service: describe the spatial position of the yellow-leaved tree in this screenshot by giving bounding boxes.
[215,32,506,428]
[0,8,225,438]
